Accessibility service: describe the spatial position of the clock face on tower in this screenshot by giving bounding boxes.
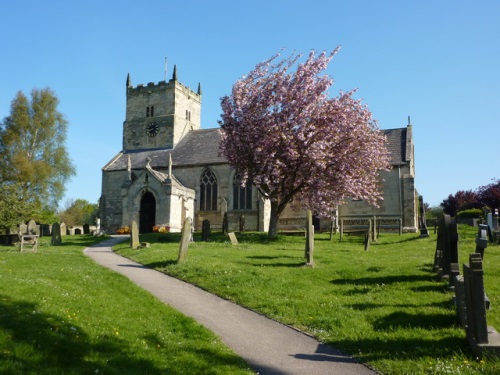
[146,122,159,137]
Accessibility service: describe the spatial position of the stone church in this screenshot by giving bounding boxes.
[100,69,418,234]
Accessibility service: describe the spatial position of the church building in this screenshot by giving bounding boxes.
[100,69,418,234]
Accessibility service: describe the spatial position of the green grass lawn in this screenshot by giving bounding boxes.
[113,226,500,375]
[0,235,253,375]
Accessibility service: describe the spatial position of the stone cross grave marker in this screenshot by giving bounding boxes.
[177,217,192,263]
[51,223,62,245]
[130,221,140,249]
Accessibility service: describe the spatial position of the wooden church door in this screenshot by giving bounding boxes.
[140,192,156,233]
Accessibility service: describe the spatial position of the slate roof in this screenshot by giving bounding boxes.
[102,128,226,171]
[381,127,408,165]
[103,127,409,172]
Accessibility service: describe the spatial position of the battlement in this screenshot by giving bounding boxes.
[127,79,201,101]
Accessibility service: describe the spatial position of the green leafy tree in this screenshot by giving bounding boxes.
[0,88,75,218]
[59,199,98,226]
[0,183,34,233]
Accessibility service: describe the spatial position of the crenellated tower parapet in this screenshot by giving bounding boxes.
[123,67,202,151]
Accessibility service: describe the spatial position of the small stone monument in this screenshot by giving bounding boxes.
[419,195,429,237]
[201,219,211,241]
[130,221,140,249]
[177,217,192,263]
[51,223,62,245]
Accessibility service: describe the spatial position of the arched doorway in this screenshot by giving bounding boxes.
[140,191,156,233]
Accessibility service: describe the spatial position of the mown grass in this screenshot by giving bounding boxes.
[114,226,500,375]
[0,235,253,375]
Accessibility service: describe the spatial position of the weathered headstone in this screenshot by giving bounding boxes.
[222,212,228,235]
[305,210,314,266]
[201,219,211,241]
[51,223,62,245]
[130,221,140,249]
[60,222,67,236]
[464,253,488,345]
[177,217,191,263]
[239,215,245,233]
[228,232,238,245]
[434,214,459,286]
[19,222,27,235]
[419,195,430,237]
[475,224,489,259]
[27,219,37,235]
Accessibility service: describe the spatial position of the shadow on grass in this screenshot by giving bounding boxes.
[0,295,161,374]
[331,274,432,286]
[373,311,458,330]
[331,336,469,363]
[144,260,178,269]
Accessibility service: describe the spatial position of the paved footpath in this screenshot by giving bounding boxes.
[84,236,377,375]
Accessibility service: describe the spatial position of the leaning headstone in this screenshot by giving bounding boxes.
[201,219,211,241]
[305,210,314,266]
[177,217,192,263]
[51,223,62,245]
[228,232,238,245]
[475,224,489,259]
[130,221,140,249]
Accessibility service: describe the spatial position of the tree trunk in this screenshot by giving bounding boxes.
[268,200,280,239]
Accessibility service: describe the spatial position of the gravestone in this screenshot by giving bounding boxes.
[19,222,27,235]
[40,224,51,236]
[419,195,429,237]
[228,232,238,245]
[222,212,228,235]
[475,224,489,259]
[177,217,192,263]
[201,219,211,241]
[305,210,314,266]
[462,253,500,357]
[27,219,37,235]
[83,224,90,235]
[60,222,67,236]
[239,215,245,233]
[371,216,378,242]
[130,221,140,249]
[434,214,459,287]
[51,223,62,245]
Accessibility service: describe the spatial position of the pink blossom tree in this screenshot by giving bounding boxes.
[219,49,391,238]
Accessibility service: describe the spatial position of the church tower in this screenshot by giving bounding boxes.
[122,67,202,151]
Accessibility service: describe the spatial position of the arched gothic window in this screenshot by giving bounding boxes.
[200,169,218,211]
[233,174,252,210]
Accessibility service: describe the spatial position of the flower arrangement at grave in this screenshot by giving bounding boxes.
[116,226,130,234]
[152,225,170,233]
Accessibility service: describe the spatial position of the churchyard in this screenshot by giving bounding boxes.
[115,226,500,374]
[1,225,500,374]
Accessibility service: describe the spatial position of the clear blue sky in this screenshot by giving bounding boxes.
[1,0,498,208]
